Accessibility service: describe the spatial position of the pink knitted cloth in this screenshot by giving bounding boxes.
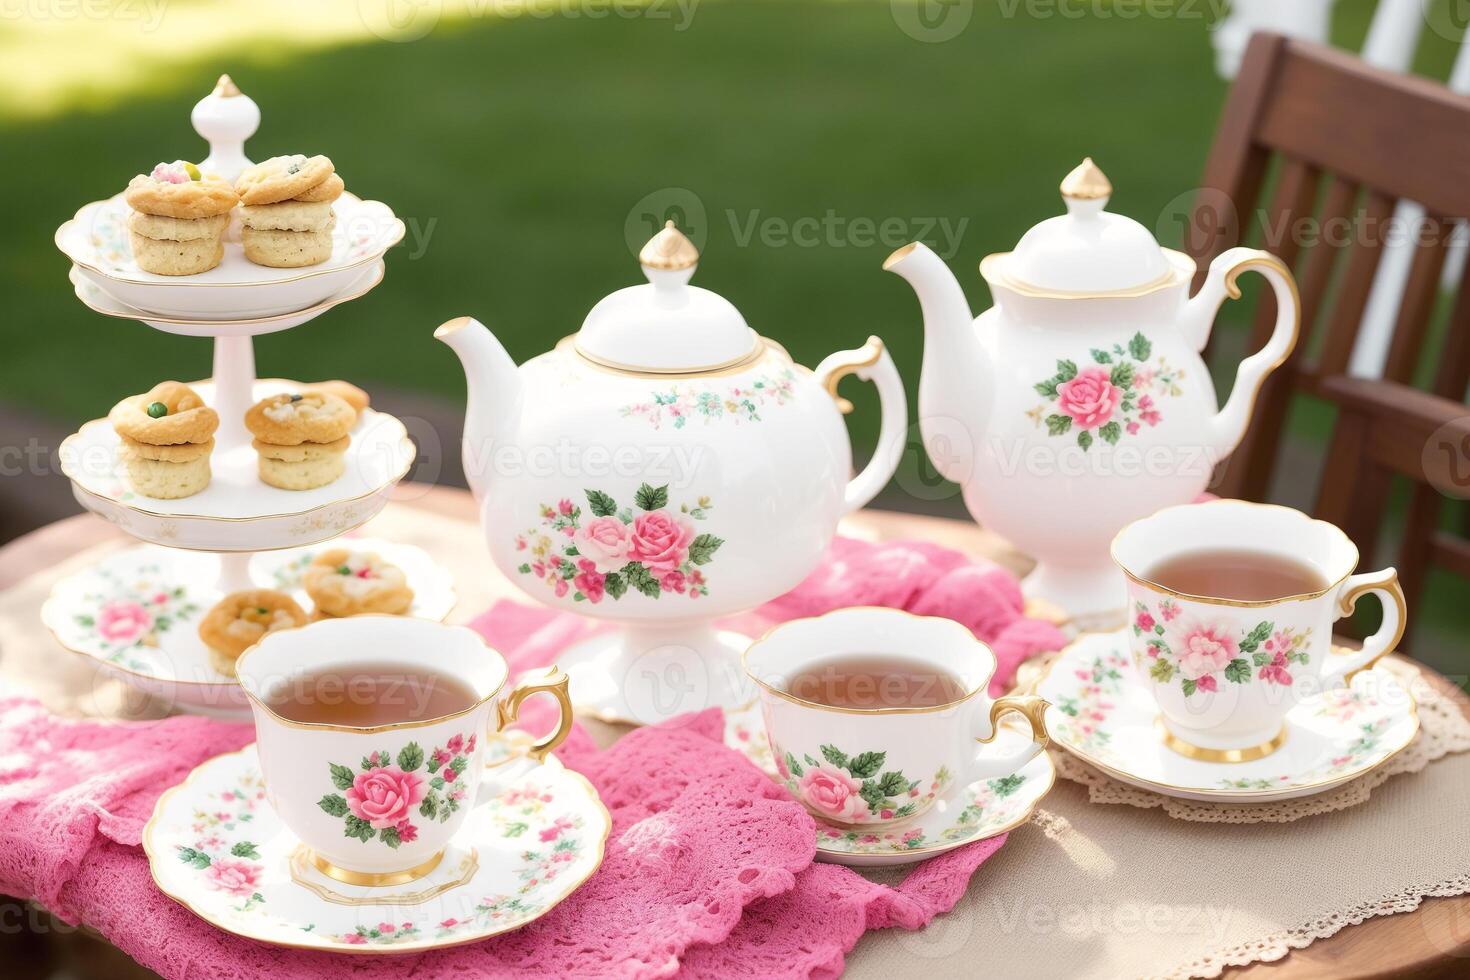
[0,536,1063,978]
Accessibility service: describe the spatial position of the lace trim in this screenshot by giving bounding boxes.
[1163,872,1470,979]
[1050,658,1470,823]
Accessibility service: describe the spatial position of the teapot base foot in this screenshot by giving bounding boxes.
[1022,561,1128,627]
[558,624,753,727]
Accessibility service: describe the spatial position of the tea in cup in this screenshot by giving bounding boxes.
[236,616,572,884]
[742,607,1049,826]
[1112,500,1406,762]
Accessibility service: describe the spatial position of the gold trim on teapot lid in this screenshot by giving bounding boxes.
[1060,157,1112,201]
[212,73,242,98]
[639,220,700,271]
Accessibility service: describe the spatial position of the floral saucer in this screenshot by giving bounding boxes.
[144,746,609,953]
[1037,630,1420,802]
[723,702,1054,868]
[42,539,455,718]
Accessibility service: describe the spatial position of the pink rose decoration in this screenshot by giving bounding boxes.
[204,857,261,897]
[1195,673,1218,693]
[575,516,631,574]
[1055,367,1122,430]
[1259,653,1293,686]
[798,765,865,822]
[345,765,427,830]
[1135,611,1155,632]
[395,819,418,843]
[573,564,605,603]
[628,510,696,574]
[1175,625,1238,680]
[97,600,152,643]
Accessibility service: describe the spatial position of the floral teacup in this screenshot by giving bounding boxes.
[1112,500,1406,762]
[742,607,1049,827]
[236,616,571,884]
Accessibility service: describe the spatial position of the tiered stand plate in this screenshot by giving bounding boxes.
[46,74,438,719]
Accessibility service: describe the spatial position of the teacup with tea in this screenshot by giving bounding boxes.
[235,616,572,884]
[743,607,1049,827]
[1112,500,1406,762]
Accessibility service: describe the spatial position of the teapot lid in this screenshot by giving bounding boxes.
[982,159,1181,297]
[574,222,761,373]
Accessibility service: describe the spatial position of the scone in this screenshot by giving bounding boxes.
[305,380,369,422]
[198,589,308,677]
[303,549,414,617]
[244,391,355,490]
[234,155,342,268]
[109,382,219,498]
[124,161,237,275]
[254,435,349,490]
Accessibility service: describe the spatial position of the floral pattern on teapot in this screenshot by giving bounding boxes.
[1025,332,1185,451]
[619,369,797,429]
[514,483,724,603]
[1133,598,1313,697]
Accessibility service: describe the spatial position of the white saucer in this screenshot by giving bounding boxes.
[144,747,609,953]
[42,539,456,718]
[724,701,1054,867]
[69,259,385,338]
[58,379,415,552]
[56,192,403,319]
[1037,630,1420,802]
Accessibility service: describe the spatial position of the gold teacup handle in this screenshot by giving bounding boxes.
[495,665,574,762]
[968,694,1051,782]
[1328,568,1408,684]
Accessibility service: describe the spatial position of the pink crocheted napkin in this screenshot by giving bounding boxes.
[0,535,1063,978]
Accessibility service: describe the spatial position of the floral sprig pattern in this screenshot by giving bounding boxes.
[316,731,477,849]
[1051,651,1127,753]
[1134,600,1312,697]
[176,775,268,914]
[69,563,199,668]
[620,369,797,429]
[775,743,944,824]
[1026,331,1184,451]
[515,483,724,602]
[817,773,1029,853]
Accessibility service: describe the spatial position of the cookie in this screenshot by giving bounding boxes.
[124,162,238,219]
[235,154,335,206]
[255,436,349,490]
[293,172,345,204]
[244,391,354,445]
[241,220,334,268]
[110,382,219,446]
[127,211,230,242]
[303,549,415,617]
[238,199,333,233]
[198,589,308,675]
[118,438,213,498]
[128,232,224,276]
[304,380,369,421]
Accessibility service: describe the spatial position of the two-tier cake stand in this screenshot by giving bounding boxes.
[44,76,451,718]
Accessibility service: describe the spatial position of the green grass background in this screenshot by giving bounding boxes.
[2,0,1466,670]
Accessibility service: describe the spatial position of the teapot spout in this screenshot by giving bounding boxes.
[434,316,522,504]
[883,242,983,485]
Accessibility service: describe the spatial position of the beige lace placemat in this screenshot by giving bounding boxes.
[1047,657,1470,823]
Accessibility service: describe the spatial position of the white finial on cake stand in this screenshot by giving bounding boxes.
[192,74,258,181]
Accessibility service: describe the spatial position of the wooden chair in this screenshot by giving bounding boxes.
[1185,32,1470,504]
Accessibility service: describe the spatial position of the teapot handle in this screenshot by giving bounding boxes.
[1183,247,1301,455]
[815,336,908,514]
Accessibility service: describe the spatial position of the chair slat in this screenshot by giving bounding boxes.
[1316,190,1397,380]
[1382,214,1454,384]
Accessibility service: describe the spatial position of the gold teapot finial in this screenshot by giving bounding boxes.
[1060,157,1112,201]
[212,73,242,98]
[639,220,699,271]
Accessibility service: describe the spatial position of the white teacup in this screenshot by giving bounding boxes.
[236,616,572,884]
[742,607,1049,827]
[1112,501,1406,761]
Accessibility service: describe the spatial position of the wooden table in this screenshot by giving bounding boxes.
[2,485,1467,979]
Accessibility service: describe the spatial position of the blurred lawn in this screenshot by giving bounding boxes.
[2,0,1466,661]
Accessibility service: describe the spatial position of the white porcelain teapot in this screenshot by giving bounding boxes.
[886,160,1299,620]
[438,222,906,722]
